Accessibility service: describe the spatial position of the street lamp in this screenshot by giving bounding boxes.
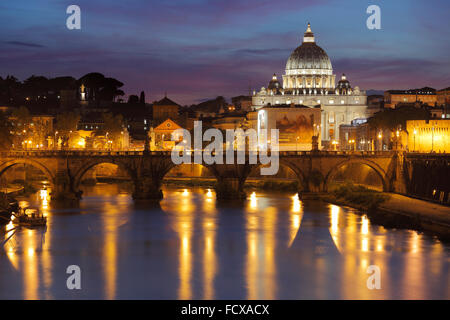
[349,139,356,151]
[396,130,400,150]
[54,131,58,150]
[378,131,383,151]
[413,128,417,152]
[332,140,338,151]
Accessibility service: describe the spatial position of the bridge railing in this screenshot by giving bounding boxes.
[0,150,146,157]
[0,149,398,158]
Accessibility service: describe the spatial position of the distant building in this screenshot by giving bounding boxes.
[247,104,321,151]
[150,118,183,150]
[9,113,54,149]
[367,95,384,111]
[212,113,246,131]
[152,96,180,126]
[339,119,373,151]
[231,95,253,112]
[252,23,371,146]
[437,87,450,107]
[384,87,436,109]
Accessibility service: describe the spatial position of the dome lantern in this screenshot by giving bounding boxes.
[303,22,315,43]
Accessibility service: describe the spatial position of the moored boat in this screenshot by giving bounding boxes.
[13,207,47,227]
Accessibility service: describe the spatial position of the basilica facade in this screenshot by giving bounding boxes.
[251,23,370,146]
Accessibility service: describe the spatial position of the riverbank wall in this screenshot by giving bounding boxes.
[302,192,450,241]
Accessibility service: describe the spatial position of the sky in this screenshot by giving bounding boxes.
[1,0,449,105]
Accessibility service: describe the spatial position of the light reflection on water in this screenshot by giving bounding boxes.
[0,184,449,299]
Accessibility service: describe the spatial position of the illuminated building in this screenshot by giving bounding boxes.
[384,87,437,109]
[247,105,321,151]
[150,118,183,150]
[212,113,246,131]
[407,119,450,153]
[252,23,370,147]
[437,87,450,111]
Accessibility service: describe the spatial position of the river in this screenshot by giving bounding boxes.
[0,184,449,299]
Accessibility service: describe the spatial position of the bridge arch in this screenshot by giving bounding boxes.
[0,159,56,186]
[163,163,217,180]
[72,159,134,191]
[248,159,308,191]
[324,158,389,192]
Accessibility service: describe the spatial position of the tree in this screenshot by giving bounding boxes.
[97,113,124,149]
[0,112,12,150]
[48,76,77,91]
[139,91,146,104]
[127,95,139,104]
[23,75,49,100]
[78,73,124,105]
[11,106,33,147]
[99,77,124,102]
[0,75,21,105]
[369,106,430,133]
[55,112,80,149]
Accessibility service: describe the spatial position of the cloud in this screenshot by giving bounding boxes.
[4,41,45,48]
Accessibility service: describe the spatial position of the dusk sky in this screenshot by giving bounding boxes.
[1,0,449,105]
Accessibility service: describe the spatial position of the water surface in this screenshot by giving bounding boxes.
[0,184,449,299]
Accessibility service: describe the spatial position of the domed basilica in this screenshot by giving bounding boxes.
[252,23,371,145]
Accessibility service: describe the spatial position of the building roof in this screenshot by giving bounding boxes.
[386,87,436,95]
[286,23,332,72]
[154,96,180,106]
[154,118,181,132]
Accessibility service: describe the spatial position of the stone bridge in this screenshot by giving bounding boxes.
[0,150,445,202]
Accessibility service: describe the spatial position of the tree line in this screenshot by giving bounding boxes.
[0,72,125,106]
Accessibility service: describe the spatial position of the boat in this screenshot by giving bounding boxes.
[13,207,47,227]
[0,193,18,226]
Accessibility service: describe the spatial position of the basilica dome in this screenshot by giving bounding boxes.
[282,23,335,91]
[285,23,333,73]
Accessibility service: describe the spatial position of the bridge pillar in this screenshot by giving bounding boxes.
[209,162,253,201]
[215,177,246,200]
[132,176,163,200]
[51,172,81,201]
[392,152,408,194]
